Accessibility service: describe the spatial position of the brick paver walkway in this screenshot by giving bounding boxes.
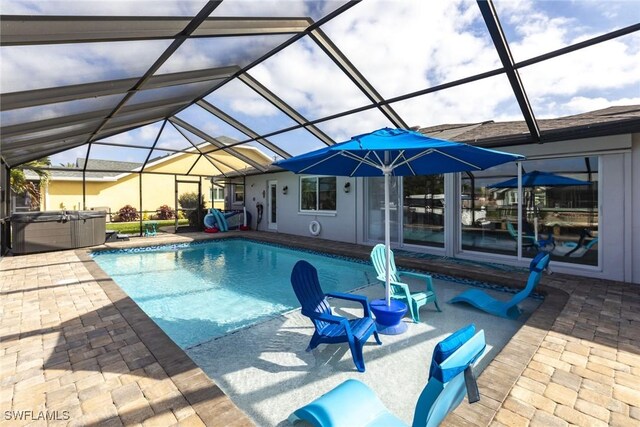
[1,231,638,426]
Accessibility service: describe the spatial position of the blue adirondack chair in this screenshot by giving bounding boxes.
[291,260,381,373]
[289,324,486,427]
[370,244,441,323]
[448,253,550,319]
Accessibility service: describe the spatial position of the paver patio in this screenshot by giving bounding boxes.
[1,231,638,426]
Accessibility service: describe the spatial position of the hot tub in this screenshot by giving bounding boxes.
[10,210,106,254]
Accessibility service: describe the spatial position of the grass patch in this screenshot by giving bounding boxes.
[106,219,189,234]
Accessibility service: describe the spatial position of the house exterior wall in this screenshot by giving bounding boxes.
[44,174,223,217]
[631,133,640,284]
[246,133,639,284]
[244,171,358,244]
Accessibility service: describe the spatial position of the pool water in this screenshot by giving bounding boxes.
[92,239,377,348]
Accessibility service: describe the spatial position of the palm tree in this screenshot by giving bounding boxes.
[10,158,51,210]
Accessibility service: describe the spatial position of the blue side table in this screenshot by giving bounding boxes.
[370,299,408,335]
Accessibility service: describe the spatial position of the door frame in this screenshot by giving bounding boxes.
[267,180,278,230]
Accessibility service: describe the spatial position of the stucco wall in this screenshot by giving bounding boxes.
[632,133,640,284]
[45,174,223,216]
[244,171,358,244]
[245,133,638,283]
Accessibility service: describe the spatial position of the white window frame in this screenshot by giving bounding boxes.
[211,186,224,201]
[232,184,244,204]
[299,176,337,213]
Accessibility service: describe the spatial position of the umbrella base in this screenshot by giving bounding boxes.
[370,299,408,335]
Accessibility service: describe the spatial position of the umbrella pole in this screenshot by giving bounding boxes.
[384,168,391,307]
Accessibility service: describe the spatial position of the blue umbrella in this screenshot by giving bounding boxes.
[489,170,591,188]
[275,128,524,306]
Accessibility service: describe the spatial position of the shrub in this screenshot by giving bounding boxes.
[156,204,175,220]
[117,204,139,222]
[178,192,199,209]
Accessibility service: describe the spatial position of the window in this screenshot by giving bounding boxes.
[233,184,244,204]
[211,186,224,201]
[300,176,336,211]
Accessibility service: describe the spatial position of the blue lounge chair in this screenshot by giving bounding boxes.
[448,253,550,319]
[291,260,381,373]
[370,244,440,323]
[506,221,537,248]
[289,324,486,427]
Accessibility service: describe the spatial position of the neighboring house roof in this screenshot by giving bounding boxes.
[418,105,640,146]
[23,139,273,182]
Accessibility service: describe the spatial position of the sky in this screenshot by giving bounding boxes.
[1,0,639,167]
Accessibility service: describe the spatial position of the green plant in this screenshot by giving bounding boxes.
[9,158,51,210]
[156,204,175,220]
[178,192,199,210]
[117,204,139,222]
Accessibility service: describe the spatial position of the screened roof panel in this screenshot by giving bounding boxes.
[493,0,640,63]
[518,33,640,119]
[251,35,373,120]
[49,145,90,167]
[1,1,206,16]
[200,145,273,168]
[93,122,163,148]
[7,134,94,166]
[315,109,395,142]
[156,122,195,151]
[3,120,103,147]
[88,144,150,164]
[126,80,221,107]
[263,128,327,157]
[188,155,224,176]
[0,40,172,92]
[0,16,190,45]
[145,151,200,175]
[203,78,300,135]
[211,0,349,22]
[175,104,250,142]
[192,17,312,37]
[321,0,503,100]
[391,74,525,128]
[229,142,280,163]
[156,34,295,75]
[1,1,639,170]
[101,105,180,133]
[0,93,124,127]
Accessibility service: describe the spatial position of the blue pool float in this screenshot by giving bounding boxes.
[204,209,228,231]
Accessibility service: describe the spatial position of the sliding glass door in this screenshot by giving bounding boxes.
[403,175,445,248]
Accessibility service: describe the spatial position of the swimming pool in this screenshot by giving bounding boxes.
[92,239,378,348]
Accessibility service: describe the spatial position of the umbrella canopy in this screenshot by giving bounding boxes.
[275,128,524,306]
[276,127,523,177]
[489,170,591,188]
